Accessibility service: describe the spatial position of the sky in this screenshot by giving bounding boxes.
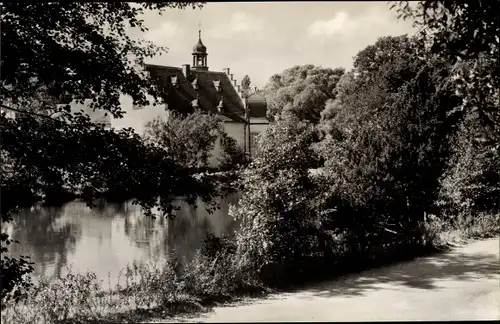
[137,1,418,89]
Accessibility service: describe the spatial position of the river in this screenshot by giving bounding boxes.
[3,195,240,285]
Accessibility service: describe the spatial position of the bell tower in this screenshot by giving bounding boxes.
[192,26,208,71]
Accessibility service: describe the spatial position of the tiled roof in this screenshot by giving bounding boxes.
[146,64,246,123]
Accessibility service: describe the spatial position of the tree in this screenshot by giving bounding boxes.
[390,1,500,230]
[262,65,345,123]
[232,114,323,283]
[241,75,251,91]
[316,35,462,243]
[439,57,500,225]
[390,1,499,61]
[218,133,250,171]
[144,110,250,173]
[1,1,209,303]
[390,1,500,137]
[144,110,224,169]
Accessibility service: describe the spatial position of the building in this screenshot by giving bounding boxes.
[62,29,269,166]
[246,91,268,155]
[143,29,269,163]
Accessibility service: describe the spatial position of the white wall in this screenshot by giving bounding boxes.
[67,99,111,126]
[224,122,246,148]
[208,121,246,168]
[66,95,165,134]
[110,95,165,135]
[66,96,251,168]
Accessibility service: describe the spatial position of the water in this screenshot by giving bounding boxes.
[3,195,240,284]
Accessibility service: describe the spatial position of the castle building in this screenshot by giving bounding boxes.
[62,29,269,165]
[143,29,269,161]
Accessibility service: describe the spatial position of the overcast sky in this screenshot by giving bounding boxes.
[138,1,417,89]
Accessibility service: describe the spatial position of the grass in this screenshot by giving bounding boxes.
[2,213,497,324]
[430,212,500,244]
[0,250,267,324]
[457,212,500,240]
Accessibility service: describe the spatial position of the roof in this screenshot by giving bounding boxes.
[146,64,246,123]
[193,32,207,54]
[247,92,267,118]
[193,38,207,54]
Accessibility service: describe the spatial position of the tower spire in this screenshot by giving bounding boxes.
[192,22,208,71]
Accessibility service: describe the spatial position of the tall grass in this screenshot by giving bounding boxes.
[457,212,500,239]
[1,247,266,324]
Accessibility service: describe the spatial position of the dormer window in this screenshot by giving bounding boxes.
[213,80,221,92]
[192,78,198,90]
[171,76,178,88]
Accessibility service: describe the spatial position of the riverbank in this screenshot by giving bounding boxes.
[158,237,499,322]
[1,214,498,324]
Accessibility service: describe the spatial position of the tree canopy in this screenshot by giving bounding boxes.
[390,1,499,61]
[390,0,499,135]
[1,1,209,303]
[1,2,203,115]
[316,35,462,240]
[262,65,345,123]
[241,75,251,91]
[144,110,224,169]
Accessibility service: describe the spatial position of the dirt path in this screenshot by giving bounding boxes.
[154,237,499,322]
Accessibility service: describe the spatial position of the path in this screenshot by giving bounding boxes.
[157,237,499,322]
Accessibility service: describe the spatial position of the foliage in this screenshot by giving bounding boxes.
[1,1,209,303]
[1,254,264,324]
[390,1,499,61]
[459,213,500,239]
[143,110,249,174]
[241,75,251,91]
[1,111,222,215]
[438,62,500,223]
[393,0,500,235]
[262,65,345,123]
[240,75,252,99]
[144,110,224,169]
[0,234,34,310]
[232,114,324,282]
[315,35,462,243]
[218,133,250,171]
[390,1,500,140]
[1,2,204,114]
[440,121,500,218]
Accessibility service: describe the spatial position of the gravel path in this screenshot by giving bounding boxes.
[152,237,499,322]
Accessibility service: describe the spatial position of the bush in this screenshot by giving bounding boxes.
[458,213,500,239]
[218,133,250,171]
[231,114,325,284]
[1,244,265,324]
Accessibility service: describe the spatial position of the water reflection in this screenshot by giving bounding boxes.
[3,194,240,283]
[6,205,81,279]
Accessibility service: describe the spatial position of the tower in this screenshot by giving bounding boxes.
[192,28,208,71]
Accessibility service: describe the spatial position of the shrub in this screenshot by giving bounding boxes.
[1,246,265,324]
[231,114,324,284]
[218,133,250,171]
